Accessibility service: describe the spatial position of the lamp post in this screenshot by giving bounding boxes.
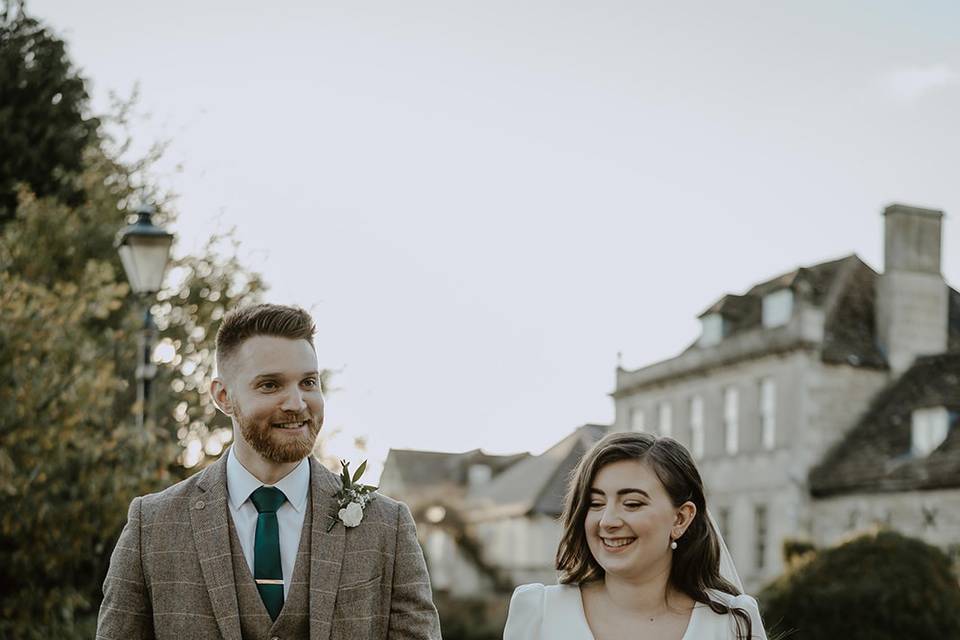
[116,203,174,430]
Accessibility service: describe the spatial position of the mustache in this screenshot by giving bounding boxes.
[268,412,317,423]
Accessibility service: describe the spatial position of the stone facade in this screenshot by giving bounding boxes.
[382,202,960,600]
[811,489,960,559]
[614,348,891,590]
[471,514,561,586]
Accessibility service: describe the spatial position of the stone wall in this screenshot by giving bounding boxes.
[811,489,960,559]
[612,349,893,591]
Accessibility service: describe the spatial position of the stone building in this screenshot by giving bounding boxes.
[378,448,528,597]
[612,203,959,590]
[382,203,960,595]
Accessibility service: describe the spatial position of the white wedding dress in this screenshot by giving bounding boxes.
[503,583,767,640]
[504,511,765,639]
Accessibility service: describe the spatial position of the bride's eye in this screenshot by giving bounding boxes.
[588,501,604,509]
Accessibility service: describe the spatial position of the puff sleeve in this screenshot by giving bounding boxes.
[503,583,545,640]
[727,594,767,640]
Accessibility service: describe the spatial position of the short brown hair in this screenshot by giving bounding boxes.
[215,303,316,373]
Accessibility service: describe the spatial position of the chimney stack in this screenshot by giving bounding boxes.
[876,204,948,375]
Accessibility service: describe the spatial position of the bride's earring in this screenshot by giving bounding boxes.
[670,538,678,550]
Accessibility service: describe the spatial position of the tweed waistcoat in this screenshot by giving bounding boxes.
[229,489,313,640]
[97,453,442,640]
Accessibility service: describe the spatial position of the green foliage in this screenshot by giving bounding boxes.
[0,1,99,225]
[435,594,508,640]
[0,5,272,638]
[760,530,960,640]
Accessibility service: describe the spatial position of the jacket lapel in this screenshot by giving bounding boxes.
[309,458,346,640]
[190,454,242,640]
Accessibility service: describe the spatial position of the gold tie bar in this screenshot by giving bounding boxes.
[255,579,284,585]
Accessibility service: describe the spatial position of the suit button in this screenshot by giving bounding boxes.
[194,500,205,510]
[271,636,280,640]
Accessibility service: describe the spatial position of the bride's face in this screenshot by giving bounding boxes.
[584,459,692,580]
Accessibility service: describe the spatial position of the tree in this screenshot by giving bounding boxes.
[0,7,271,638]
[0,1,99,225]
[760,530,960,640]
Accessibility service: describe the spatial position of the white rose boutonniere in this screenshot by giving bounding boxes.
[327,459,377,532]
[338,501,364,527]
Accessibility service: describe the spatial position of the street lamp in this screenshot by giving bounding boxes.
[116,202,174,430]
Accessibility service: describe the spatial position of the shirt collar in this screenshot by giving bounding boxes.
[226,447,310,513]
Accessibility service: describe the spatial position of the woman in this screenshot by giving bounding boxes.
[503,432,766,639]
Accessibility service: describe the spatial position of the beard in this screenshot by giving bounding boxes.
[237,408,323,464]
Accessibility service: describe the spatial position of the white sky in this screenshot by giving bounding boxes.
[34,1,960,479]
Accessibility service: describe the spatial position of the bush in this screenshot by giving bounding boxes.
[760,530,960,640]
[436,594,509,640]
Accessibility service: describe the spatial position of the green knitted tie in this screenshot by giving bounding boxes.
[250,486,287,621]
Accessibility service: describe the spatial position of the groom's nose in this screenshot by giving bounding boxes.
[279,387,307,412]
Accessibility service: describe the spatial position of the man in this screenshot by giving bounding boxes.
[97,303,441,639]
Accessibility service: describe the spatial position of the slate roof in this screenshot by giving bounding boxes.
[467,424,610,518]
[383,448,528,491]
[693,254,960,370]
[809,352,960,497]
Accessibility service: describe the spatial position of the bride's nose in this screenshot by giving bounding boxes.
[598,506,623,529]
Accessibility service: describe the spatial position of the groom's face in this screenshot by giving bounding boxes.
[214,335,324,464]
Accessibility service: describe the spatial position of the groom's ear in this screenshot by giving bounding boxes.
[210,378,234,416]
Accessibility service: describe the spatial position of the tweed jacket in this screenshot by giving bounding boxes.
[96,453,441,640]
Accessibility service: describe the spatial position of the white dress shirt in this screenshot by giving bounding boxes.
[226,447,310,598]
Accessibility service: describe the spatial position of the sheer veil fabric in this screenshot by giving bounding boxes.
[707,509,743,592]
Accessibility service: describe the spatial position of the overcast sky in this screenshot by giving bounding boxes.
[34,1,960,478]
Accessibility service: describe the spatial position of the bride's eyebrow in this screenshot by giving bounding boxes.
[588,487,651,497]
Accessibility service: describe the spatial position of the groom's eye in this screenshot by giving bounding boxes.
[258,381,278,391]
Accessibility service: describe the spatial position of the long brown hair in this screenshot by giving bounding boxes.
[556,431,754,639]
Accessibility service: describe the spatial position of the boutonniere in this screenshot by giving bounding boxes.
[327,459,378,532]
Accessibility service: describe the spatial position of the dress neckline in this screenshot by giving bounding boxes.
[572,583,701,640]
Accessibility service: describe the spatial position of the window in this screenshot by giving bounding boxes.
[912,407,949,457]
[699,313,724,347]
[762,289,793,328]
[759,377,776,450]
[467,464,492,487]
[717,507,731,545]
[658,402,673,438]
[629,407,645,432]
[755,505,768,571]
[689,395,704,459]
[724,387,739,455]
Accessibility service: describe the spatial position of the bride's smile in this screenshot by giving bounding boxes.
[585,459,694,578]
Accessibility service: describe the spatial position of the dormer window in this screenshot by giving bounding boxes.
[467,464,492,487]
[911,407,949,457]
[699,313,724,347]
[762,288,793,328]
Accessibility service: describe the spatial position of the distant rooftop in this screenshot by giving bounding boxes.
[382,447,528,492]
[467,424,610,519]
[810,352,960,497]
[616,254,960,394]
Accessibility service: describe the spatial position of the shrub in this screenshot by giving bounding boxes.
[760,530,960,640]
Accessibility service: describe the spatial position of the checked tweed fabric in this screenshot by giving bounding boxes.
[95,452,441,640]
[229,490,311,640]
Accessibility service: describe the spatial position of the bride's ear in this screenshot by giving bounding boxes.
[673,501,697,538]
